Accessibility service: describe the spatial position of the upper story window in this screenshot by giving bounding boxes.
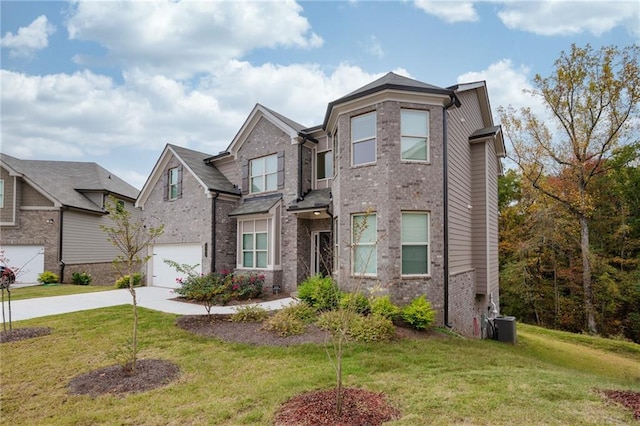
[0,179,4,208]
[401,212,430,275]
[332,129,339,177]
[167,166,182,200]
[250,154,277,193]
[351,112,376,166]
[352,212,377,276]
[401,110,429,162]
[317,150,333,180]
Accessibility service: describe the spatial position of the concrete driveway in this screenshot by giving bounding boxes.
[5,287,295,322]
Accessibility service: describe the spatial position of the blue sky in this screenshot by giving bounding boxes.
[1,1,638,189]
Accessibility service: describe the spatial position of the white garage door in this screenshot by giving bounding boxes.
[151,243,202,289]
[0,245,45,284]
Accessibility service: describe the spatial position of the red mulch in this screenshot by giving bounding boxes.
[274,388,400,426]
[600,389,640,420]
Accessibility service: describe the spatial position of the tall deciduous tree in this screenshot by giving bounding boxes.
[101,197,164,373]
[499,44,640,334]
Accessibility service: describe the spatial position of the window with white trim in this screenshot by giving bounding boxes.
[0,179,4,208]
[351,112,376,166]
[352,213,377,275]
[401,212,430,275]
[317,150,332,180]
[168,167,180,200]
[401,109,429,162]
[240,219,269,268]
[250,154,277,193]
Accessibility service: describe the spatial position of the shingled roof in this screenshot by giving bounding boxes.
[167,144,240,195]
[0,153,139,213]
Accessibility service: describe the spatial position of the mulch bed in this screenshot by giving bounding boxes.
[0,327,52,343]
[600,389,640,420]
[68,359,180,397]
[274,388,400,426]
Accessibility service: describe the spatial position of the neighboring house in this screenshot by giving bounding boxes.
[0,154,140,284]
[137,72,504,336]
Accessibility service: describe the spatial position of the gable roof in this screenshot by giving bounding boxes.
[136,144,239,208]
[0,153,139,213]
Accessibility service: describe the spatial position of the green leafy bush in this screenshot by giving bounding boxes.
[38,271,59,284]
[370,295,401,320]
[71,271,92,285]
[231,305,269,323]
[263,310,306,337]
[401,296,436,330]
[349,314,395,342]
[339,292,370,315]
[297,274,342,311]
[316,309,357,337]
[115,273,142,289]
[172,268,264,306]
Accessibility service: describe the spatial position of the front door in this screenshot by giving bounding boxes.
[311,231,332,277]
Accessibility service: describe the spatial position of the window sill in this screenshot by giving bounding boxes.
[400,160,431,165]
[400,274,431,280]
[350,162,377,169]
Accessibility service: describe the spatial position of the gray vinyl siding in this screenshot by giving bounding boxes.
[447,91,484,273]
[22,181,54,207]
[62,202,139,264]
[82,192,104,209]
[486,142,500,297]
[0,167,15,223]
[471,142,488,294]
[215,159,241,188]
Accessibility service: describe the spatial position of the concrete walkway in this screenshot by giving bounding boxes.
[5,287,295,322]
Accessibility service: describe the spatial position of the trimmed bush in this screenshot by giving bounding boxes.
[370,295,401,320]
[174,271,265,305]
[401,296,436,330]
[71,271,92,286]
[263,310,306,337]
[349,314,395,342]
[339,292,370,315]
[297,274,342,311]
[316,309,358,337]
[231,305,269,323]
[38,271,59,284]
[115,273,142,289]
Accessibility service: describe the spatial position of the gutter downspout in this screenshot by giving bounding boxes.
[211,191,219,273]
[443,94,460,328]
[58,207,66,283]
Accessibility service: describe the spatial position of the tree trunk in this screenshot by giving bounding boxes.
[130,277,138,374]
[580,215,597,334]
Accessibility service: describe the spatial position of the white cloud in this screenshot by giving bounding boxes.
[414,0,479,23]
[0,64,383,188]
[0,15,55,57]
[366,36,385,59]
[496,1,640,37]
[66,0,323,79]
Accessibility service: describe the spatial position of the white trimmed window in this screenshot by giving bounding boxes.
[0,179,4,208]
[351,112,376,166]
[250,154,277,193]
[401,212,430,275]
[352,213,377,275]
[240,219,269,268]
[401,110,429,162]
[317,150,333,180]
[168,167,180,200]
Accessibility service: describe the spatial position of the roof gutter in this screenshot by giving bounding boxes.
[443,93,461,329]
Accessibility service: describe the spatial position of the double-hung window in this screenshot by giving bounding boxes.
[352,213,377,275]
[0,179,4,208]
[401,212,430,275]
[401,110,429,162]
[168,167,180,200]
[250,154,277,193]
[351,112,376,166]
[241,219,269,268]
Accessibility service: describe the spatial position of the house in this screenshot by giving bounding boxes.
[0,154,140,284]
[137,72,504,336]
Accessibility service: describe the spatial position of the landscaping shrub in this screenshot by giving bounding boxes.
[263,310,306,337]
[370,295,401,320]
[297,274,342,311]
[115,273,142,289]
[37,271,59,284]
[229,272,265,300]
[231,305,269,323]
[316,309,357,336]
[71,271,92,285]
[401,296,436,330]
[339,292,370,315]
[174,271,265,305]
[349,314,396,342]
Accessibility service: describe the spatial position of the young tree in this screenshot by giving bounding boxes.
[499,44,640,334]
[100,197,164,373]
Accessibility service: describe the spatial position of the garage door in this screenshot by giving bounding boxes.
[0,245,45,284]
[151,243,202,289]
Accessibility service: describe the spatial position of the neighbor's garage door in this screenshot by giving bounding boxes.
[151,243,202,289]
[0,245,45,284]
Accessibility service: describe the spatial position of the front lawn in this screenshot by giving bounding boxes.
[1,308,638,425]
[6,284,116,301]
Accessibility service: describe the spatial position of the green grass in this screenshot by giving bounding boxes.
[6,284,116,301]
[1,310,639,425]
